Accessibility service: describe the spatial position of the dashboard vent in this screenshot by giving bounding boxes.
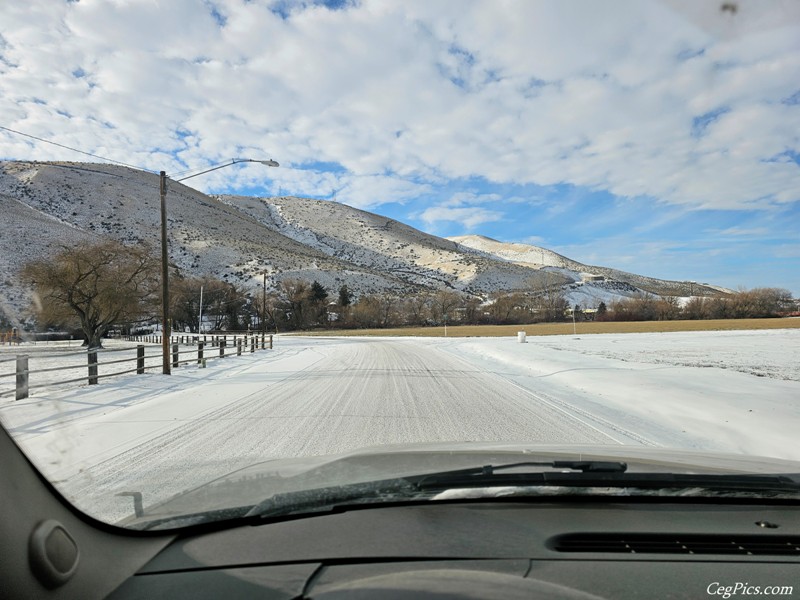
[551,534,800,556]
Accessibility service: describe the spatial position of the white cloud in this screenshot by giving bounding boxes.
[443,191,502,207]
[335,174,432,209]
[419,206,503,230]
[1,0,798,212]
[715,226,771,237]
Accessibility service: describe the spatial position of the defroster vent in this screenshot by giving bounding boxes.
[550,534,800,556]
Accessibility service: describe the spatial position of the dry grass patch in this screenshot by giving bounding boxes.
[297,318,800,338]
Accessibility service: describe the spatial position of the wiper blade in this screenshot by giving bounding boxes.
[412,460,628,484]
[244,477,422,519]
[243,461,627,519]
[412,470,800,493]
[243,463,800,520]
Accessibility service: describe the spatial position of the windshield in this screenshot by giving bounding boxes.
[1,0,799,528]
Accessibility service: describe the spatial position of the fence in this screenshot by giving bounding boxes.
[1,333,273,401]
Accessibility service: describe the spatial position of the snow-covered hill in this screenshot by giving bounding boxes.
[0,160,726,321]
[216,195,567,295]
[449,234,726,304]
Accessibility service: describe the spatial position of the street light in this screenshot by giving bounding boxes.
[159,158,279,374]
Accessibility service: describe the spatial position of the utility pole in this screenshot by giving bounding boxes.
[159,171,171,375]
[262,273,267,334]
[198,285,204,335]
[158,158,278,374]
[572,306,577,336]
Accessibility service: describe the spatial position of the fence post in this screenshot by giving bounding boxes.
[198,342,204,365]
[16,355,29,401]
[137,345,145,374]
[237,339,242,356]
[172,343,179,368]
[250,335,255,353]
[269,334,273,349]
[88,349,98,385]
[220,338,225,358]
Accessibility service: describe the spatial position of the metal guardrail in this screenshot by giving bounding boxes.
[1,333,273,400]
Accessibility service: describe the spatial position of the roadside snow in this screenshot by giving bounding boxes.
[435,328,800,459]
[3,331,799,464]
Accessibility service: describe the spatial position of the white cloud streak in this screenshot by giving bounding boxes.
[1,0,798,210]
[419,206,504,230]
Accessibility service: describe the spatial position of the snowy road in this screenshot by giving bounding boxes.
[38,339,629,521]
[2,330,799,523]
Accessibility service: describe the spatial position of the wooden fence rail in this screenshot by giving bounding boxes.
[1,334,273,401]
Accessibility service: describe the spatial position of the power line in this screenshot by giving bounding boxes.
[0,125,153,172]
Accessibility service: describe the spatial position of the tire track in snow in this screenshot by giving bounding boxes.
[436,341,660,447]
[59,339,626,522]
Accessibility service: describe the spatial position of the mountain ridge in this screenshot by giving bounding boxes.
[0,160,726,321]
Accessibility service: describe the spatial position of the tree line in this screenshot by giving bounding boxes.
[17,240,796,346]
[595,288,795,322]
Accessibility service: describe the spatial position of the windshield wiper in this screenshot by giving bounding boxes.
[242,459,800,520]
[412,460,629,483]
[410,467,800,493]
[244,477,422,519]
[242,461,628,519]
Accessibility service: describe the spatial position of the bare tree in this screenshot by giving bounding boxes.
[430,290,462,325]
[280,279,312,330]
[400,293,431,326]
[22,240,160,348]
[251,287,283,333]
[170,275,206,333]
[351,294,382,328]
[463,296,483,325]
[486,292,520,324]
[531,271,568,322]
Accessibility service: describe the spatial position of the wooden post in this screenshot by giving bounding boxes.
[250,335,255,353]
[172,343,179,368]
[198,342,204,364]
[220,338,225,358]
[237,339,242,356]
[16,355,29,401]
[88,349,98,385]
[269,334,273,349]
[137,345,145,374]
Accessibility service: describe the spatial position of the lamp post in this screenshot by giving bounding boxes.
[159,158,279,374]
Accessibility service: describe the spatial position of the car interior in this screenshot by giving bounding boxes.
[3,423,799,599]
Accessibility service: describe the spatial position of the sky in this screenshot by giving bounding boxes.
[1,0,799,294]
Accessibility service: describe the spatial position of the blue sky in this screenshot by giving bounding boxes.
[1,0,799,293]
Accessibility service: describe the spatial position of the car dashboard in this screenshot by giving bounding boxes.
[2,426,799,599]
[109,500,800,599]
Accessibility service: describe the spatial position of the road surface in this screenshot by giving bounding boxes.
[33,337,643,521]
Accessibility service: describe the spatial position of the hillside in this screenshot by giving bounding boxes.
[216,195,568,295]
[0,160,726,322]
[448,234,727,304]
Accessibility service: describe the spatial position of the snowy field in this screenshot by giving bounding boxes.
[1,328,798,523]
